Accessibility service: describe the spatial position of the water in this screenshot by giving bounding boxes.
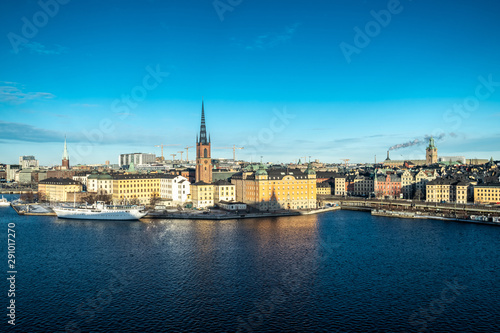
[1,194,499,332]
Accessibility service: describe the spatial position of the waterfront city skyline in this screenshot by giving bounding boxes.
[1,0,500,165]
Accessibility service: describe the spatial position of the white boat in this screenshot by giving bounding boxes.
[53,201,148,220]
[0,196,10,207]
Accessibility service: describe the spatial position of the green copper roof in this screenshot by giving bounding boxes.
[305,163,316,175]
[427,136,436,149]
[255,164,268,176]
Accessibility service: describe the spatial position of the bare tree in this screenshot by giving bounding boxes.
[149,192,160,207]
[37,191,48,203]
[129,198,140,205]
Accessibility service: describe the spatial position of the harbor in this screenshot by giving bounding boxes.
[7,197,499,226]
[8,200,340,220]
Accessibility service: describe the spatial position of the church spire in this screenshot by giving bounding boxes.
[62,135,69,160]
[199,99,208,144]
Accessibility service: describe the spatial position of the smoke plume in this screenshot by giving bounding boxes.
[389,133,449,151]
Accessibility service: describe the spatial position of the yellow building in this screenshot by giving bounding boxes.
[213,180,236,203]
[38,178,83,202]
[231,164,317,211]
[111,174,162,205]
[191,181,214,208]
[474,184,500,204]
[316,181,332,195]
[426,178,469,204]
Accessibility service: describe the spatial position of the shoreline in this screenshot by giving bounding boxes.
[7,201,499,226]
[371,209,500,226]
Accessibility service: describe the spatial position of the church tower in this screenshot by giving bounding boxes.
[426,136,438,165]
[195,100,212,183]
[62,135,70,169]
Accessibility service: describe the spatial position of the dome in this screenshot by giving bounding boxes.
[305,163,316,175]
[255,164,268,176]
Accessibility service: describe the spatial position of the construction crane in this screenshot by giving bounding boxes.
[341,159,350,168]
[214,144,244,161]
[154,143,179,160]
[170,153,177,161]
[184,146,194,162]
[177,151,184,161]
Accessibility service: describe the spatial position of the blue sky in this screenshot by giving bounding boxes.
[1,0,499,166]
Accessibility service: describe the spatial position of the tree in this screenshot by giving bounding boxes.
[82,193,96,204]
[128,198,140,205]
[37,191,48,203]
[414,189,423,201]
[149,192,160,207]
[21,191,35,203]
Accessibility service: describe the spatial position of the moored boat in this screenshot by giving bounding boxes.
[53,201,147,220]
[0,195,10,207]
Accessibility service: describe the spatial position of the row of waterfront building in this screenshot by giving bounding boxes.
[3,101,499,209]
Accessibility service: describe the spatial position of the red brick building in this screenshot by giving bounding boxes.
[374,173,402,199]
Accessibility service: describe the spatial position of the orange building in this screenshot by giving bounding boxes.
[231,164,317,211]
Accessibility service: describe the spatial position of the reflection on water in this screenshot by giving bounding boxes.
[1,208,499,332]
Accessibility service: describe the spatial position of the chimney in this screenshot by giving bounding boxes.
[386,150,390,161]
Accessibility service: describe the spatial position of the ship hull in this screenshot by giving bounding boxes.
[53,208,147,220]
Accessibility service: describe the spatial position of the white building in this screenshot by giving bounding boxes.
[119,153,156,167]
[217,201,247,211]
[87,172,113,194]
[6,165,21,182]
[19,156,39,169]
[213,180,236,203]
[160,175,191,205]
[72,173,91,191]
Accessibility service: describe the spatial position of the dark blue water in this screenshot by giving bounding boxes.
[1,193,499,332]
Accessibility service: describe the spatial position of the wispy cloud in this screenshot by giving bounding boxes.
[237,23,301,50]
[0,84,55,104]
[0,121,63,142]
[0,121,167,146]
[16,42,68,55]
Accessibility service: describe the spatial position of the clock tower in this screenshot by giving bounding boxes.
[195,100,212,183]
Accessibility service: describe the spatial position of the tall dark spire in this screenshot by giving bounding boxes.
[199,99,208,144]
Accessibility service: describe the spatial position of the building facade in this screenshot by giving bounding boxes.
[353,175,374,197]
[316,181,332,195]
[426,178,469,204]
[160,175,191,205]
[195,100,212,183]
[333,174,346,196]
[6,165,21,182]
[111,174,162,204]
[213,180,236,203]
[119,153,156,167]
[87,172,113,194]
[401,170,414,199]
[231,164,317,211]
[374,173,402,199]
[191,181,214,208]
[19,156,39,169]
[38,178,83,202]
[474,184,500,204]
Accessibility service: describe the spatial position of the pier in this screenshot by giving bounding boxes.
[318,196,500,225]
